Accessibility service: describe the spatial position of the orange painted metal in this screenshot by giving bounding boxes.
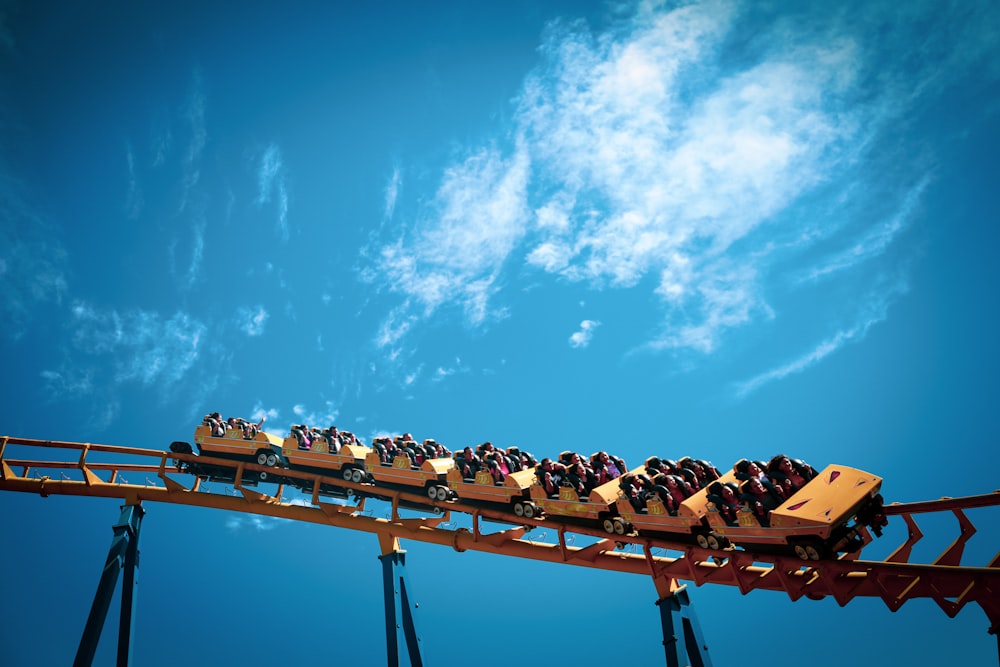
[193,425,284,459]
[1,435,997,634]
[281,438,371,475]
[445,467,534,504]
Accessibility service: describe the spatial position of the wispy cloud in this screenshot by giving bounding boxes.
[733,274,909,398]
[363,145,530,335]
[0,172,69,341]
[62,302,207,388]
[362,0,995,388]
[384,164,401,221]
[256,142,290,241]
[569,319,601,348]
[169,70,209,290]
[236,305,269,337]
[797,176,929,285]
[124,142,143,220]
[179,69,207,215]
[432,358,468,382]
[291,401,339,428]
[225,514,287,532]
[250,403,280,427]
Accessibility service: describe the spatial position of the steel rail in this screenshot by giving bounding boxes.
[2,435,998,633]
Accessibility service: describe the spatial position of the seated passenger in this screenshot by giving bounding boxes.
[657,473,694,514]
[559,451,588,473]
[678,456,718,486]
[536,458,567,497]
[645,456,680,477]
[620,474,650,512]
[674,466,701,492]
[567,462,597,498]
[591,451,626,484]
[421,439,440,459]
[706,481,741,526]
[484,451,509,484]
[733,459,769,483]
[322,425,342,452]
[291,424,312,450]
[766,454,817,497]
[372,436,395,463]
[429,439,451,458]
[204,412,226,436]
[644,456,664,476]
[504,447,524,472]
[645,474,676,514]
[457,447,482,480]
[417,440,436,461]
[739,477,786,527]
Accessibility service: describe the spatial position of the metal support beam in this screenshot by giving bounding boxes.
[378,537,424,667]
[656,584,713,667]
[73,503,144,667]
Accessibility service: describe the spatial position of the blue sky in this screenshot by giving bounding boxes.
[1,1,999,665]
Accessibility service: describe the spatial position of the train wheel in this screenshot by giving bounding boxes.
[707,534,721,550]
[613,519,627,535]
[805,544,822,561]
[257,452,269,465]
[696,533,710,549]
[259,470,269,481]
[514,503,525,517]
[523,503,537,519]
[438,486,451,500]
[603,518,616,534]
[341,467,354,481]
[351,469,365,483]
[794,544,809,560]
[265,453,278,467]
[427,486,439,500]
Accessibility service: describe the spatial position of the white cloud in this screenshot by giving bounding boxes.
[250,403,279,427]
[798,176,929,285]
[0,183,69,341]
[256,143,290,241]
[432,358,468,382]
[62,302,207,388]
[569,319,601,348]
[734,274,909,398]
[225,514,286,532]
[236,305,269,337]
[178,69,206,215]
[290,401,339,428]
[364,145,530,336]
[362,0,995,384]
[384,165,401,221]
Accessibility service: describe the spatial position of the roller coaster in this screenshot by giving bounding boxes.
[1,432,998,667]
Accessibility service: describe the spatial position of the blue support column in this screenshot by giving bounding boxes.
[73,503,144,667]
[378,538,424,667]
[656,584,713,667]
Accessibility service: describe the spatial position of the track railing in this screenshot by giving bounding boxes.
[2,435,998,634]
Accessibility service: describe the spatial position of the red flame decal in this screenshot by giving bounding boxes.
[828,470,841,484]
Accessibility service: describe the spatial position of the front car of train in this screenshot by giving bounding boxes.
[709,464,886,560]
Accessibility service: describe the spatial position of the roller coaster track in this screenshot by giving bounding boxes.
[2,435,999,637]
